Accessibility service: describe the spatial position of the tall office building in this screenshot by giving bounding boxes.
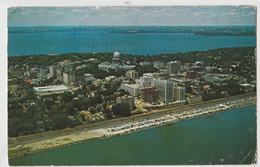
[152,78,174,104]
[56,68,63,82]
[63,69,76,85]
[37,66,48,80]
[167,61,181,75]
[49,65,57,78]
[174,86,186,101]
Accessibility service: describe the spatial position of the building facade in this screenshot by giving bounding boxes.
[84,73,95,82]
[49,65,57,78]
[126,70,138,79]
[139,87,159,103]
[33,85,69,96]
[135,75,153,88]
[167,61,181,75]
[186,71,198,79]
[116,95,135,111]
[152,78,174,104]
[153,61,165,69]
[120,84,142,96]
[174,86,186,101]
[63,69,76,85]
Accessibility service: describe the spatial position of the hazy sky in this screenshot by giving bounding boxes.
[8,6,256,27]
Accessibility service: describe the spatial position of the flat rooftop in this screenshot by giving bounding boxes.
[121,84,142,89]
[33,85,69,92]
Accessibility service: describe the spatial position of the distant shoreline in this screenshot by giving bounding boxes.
[8,93,256,160]
[8,26,256,57]
[8,46,256,57]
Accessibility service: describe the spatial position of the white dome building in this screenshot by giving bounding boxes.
[195,61,203,66]
[112,50,121,64]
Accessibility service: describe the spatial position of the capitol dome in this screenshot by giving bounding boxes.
[195,61,203,66]
[112,50,121,63]
[113,51,120,57]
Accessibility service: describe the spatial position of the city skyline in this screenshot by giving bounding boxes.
[8,6,256,27]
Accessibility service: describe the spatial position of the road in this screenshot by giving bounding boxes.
[8,93,256,150]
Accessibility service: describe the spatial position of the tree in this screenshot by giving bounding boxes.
[59,92,73,103]
[50,113,68,130]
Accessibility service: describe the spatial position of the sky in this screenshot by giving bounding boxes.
[8,6,256,27]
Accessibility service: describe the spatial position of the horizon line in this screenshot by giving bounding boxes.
[8,25,256,28]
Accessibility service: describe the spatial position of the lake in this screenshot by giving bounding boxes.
[10,105,256,165]
[8,26,256,56]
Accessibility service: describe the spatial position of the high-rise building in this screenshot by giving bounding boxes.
[75,70,84,83]
[63,69,75,85]
[167,61,181,75]
[37,66,48,80]
[152,78,174,104]
[126,70,138,79]
[174,86,186,101]
[116,95,135,111]
[49,65,57,78]
[56,68,63,82]
[139,87,159,103]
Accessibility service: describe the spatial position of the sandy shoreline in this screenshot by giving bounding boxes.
[8,94,256,159]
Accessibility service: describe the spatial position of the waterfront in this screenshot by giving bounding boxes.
[10,105,256,165]
[8,26,256,56]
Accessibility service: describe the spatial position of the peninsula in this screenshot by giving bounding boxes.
[8,47,256,159]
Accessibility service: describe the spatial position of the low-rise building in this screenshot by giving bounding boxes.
[84,73,95,82]
[153,61,165,69]
[186,71,198,80]
[126,70,138,79]
[105,75,116,81]
[139,61,151,66]
[170,78,191,88]
[116,95,135,111]
[187,95,203,104]
[240,83,254,93]
[203,74,234,86]
[120,84,142,96]
[33,85,69,96]
[135,75,153,87]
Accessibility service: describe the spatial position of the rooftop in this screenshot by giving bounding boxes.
[33,85,69,92]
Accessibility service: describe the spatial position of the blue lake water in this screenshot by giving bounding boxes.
[8,26,256,56]
[10,105,256,165]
